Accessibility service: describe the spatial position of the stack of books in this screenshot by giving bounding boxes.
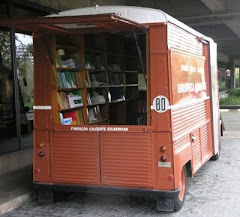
[56,49,82,68]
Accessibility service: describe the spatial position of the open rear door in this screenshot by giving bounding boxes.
[0,13,147,34]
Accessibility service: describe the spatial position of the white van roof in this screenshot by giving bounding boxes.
[53,5,213,43]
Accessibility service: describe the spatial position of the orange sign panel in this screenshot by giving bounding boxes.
[171,51,207,104]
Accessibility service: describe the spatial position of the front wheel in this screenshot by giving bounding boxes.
[174,166,187,211]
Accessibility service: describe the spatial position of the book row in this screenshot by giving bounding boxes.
[59,109,85,125]
[57,71,82,89]
[57,91,83,110]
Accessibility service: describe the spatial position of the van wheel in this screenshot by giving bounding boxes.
[174,166,187,211]
[211,152,220,160]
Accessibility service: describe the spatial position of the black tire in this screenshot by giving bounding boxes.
[211,152,220,160]
[174,166,187,211]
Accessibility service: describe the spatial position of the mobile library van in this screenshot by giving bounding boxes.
[0,6,221,211]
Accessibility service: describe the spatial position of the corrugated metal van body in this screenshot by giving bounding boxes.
[51,132,100,185]
[168,23,213,175]
[101,132,153,187]
[48,130,154,188]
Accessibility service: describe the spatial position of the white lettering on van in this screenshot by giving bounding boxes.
[71,127,88,131]
[180,65,204,74]
[71,127,128,132]
[178,82,206,93]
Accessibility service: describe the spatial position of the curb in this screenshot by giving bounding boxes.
[220,105,240,109]
[223,131,240,138]
[0,191,36,215]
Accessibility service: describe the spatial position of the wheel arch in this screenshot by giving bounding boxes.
[173,142,192,188]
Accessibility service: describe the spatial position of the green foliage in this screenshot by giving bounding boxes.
[0,31,11,67]
[25,101,33,110]
[220,89,240,105]
[227,89,240,97]
[219,80,226,92]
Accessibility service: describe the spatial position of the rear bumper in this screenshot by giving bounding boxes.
[33,182,179,198]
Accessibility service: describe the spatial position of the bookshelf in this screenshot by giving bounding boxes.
[51,32,147,126]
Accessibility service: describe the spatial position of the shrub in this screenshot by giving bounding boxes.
[220,89,240,105]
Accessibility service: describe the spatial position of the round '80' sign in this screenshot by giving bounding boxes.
[151,95,170,113]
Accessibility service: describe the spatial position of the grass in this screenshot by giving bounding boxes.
[220,89,240,105]
[24,101,33,110]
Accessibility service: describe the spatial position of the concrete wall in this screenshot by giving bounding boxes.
[0,148,32,176]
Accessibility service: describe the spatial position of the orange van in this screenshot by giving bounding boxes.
[0,6,221,211]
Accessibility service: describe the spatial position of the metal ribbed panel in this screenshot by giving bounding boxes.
[172,102,207,138]
[192,130,201,172]
[174,136,190,153]
[168,23,203,56]
[101,132,152,187]
[172,100,213,173]
[51,132,100,185]
[201,124,212,162]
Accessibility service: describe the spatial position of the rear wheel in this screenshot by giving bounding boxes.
[174,166,187,211]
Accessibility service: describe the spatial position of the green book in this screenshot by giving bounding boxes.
[76,73,82,88]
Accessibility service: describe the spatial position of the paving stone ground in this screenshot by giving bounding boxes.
[3,137,240,217]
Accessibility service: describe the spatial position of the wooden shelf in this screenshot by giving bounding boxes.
[56,67,84,71]
[87,86,108,89]
[89,119,108,124]
[85,48,106,53]
[59,105,84,112]
[108,70,124,73]
[125,98,138,102]
[56,44,78,49]
[110,99,125,104]
[53,33,147,126]
[126,84,138,87]
[125,70,138,73]
[87,102,108,107]
[108,85,124,88]
[57,87,83,92]
[87,68,106,72]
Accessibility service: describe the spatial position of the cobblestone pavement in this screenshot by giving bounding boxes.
[3,138,240,217]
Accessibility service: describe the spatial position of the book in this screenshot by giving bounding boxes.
[58,92,69,109]
[112,64,121,71]
[74,72,82,88]
[86,71,91,87]
[60,112,73,125]
[87,106,102,123]
[138,73,146,90]
[56,49,65,67]
[88,108,97,123]
[90,90,106,104]
[69,53,82,68]
[57,71,81,88]
[68,92,83,108]
[63,111,77,125]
